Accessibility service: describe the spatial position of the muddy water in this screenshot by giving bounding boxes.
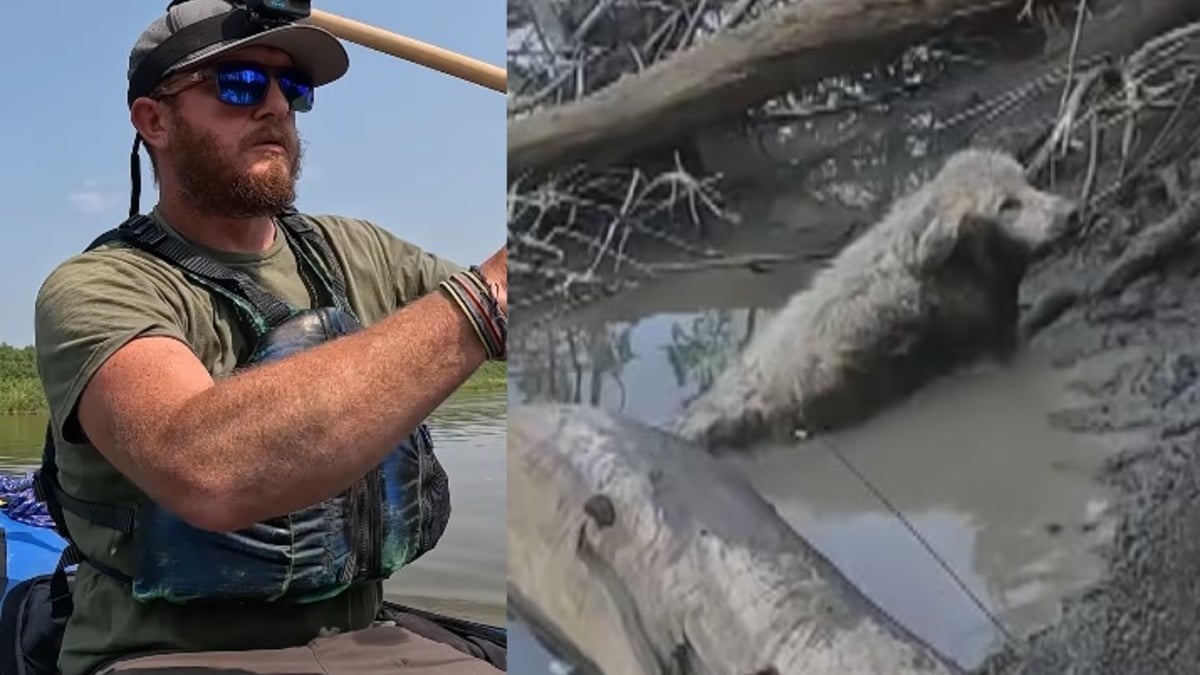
[509,223,1121,670]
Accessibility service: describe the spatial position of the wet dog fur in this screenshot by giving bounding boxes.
[671,148,1079,450]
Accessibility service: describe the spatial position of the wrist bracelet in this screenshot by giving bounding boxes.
[467,265,507,340]
[441,275,499,360]
[462,266,505,360]
[439,270,506,361]
[456,271,499,357]
[439,277,491,357]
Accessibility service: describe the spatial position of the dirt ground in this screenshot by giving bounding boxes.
[966,174,1200,674]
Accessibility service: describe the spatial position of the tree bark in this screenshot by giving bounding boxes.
[507,0,1024,179]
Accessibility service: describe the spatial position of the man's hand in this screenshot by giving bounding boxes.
[477,244,507,315]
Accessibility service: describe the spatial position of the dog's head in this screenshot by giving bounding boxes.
[911,149,1079,275]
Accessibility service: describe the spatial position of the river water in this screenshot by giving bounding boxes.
[0,391,507,628]
[507,220,1122,672]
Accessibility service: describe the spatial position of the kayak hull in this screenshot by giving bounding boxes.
[0,510,66,599]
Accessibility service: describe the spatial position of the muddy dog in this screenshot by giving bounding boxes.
[671,148,1079,450]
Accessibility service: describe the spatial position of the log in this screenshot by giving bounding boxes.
[507,0,1024,179]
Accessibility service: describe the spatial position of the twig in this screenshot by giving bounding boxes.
[1093,188,1200,297]
[1056,0,1090,119]
[1124,19,1200,81]
[1079,110,1100,218]
[1028,63,1113,177]
[723,0,759,27]
[508,49,601,115]
[1020,285,1083,340]
[1022,189,1200,340]
[572,0,619,44]
[680,0,711,50]
[1121,75,1198,190]
[642,251,823,274]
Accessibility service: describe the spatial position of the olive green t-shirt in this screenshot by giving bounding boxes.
[32,207,461,675]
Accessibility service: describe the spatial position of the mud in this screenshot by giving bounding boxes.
[510,298,1115,670]
[510,171,1200,673]
[977,195,1200,675]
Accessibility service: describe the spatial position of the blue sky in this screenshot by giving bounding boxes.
[0,1,505,346]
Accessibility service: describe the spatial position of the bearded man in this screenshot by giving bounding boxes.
[28,1,506,674]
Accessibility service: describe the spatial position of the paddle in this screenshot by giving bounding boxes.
[303,9,507,94]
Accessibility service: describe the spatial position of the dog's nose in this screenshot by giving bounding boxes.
[1058,198,1081,229]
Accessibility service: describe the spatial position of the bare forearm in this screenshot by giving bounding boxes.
[163,289,487,530]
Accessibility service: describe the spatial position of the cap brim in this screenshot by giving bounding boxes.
[169,23,349,88]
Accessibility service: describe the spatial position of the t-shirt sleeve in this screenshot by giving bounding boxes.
[309,214,466,313]
[388,236,462,306]
[34,253,191,444]
[357,223,462,307]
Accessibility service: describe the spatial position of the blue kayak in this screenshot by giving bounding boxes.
[0,509,67,600]
[0,471,506,650]
[0,471,67,602]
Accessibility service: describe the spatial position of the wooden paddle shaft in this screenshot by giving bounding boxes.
[304,9,507,93]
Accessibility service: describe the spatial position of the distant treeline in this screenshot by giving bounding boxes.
[0,344,46,415]
[0,343,506,415]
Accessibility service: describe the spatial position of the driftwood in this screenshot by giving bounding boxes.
[507,0,1025,179]
[509,0,1200,183]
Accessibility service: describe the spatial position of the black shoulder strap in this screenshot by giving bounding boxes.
[37,220,140,543]
[276,212,353,314]
[83,222,129,252]
[34,213,282,536]
[114,216,295,331]
[34,426,134,539]
[34,420,134,623]
[27,210,360,602]
[32,210,353,542]
[32,220,144,571]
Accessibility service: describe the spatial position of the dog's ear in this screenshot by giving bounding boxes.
[912,207,967,274]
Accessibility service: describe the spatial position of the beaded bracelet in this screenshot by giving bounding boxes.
[439,269,506,361]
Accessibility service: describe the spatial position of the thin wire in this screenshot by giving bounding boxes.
[812,433,1025,652]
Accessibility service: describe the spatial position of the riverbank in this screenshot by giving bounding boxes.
[968,181,1200,675]
[455,361,508,395]
[0,345,507,415]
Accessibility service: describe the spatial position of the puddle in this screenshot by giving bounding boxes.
[724,351,1118,669]
[509,243,1120,670]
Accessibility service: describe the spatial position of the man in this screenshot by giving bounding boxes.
[30,1,506,673]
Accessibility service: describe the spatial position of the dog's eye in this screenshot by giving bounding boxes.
[999,197,1021,214]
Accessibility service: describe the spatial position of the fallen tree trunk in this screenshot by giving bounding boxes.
[507,0,1023,179]
[509,403,966,675]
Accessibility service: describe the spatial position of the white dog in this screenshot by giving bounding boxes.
[672,148,1079,450]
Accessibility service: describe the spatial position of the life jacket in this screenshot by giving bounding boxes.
[5,210,456,673]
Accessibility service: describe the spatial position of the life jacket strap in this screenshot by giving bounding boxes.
[33,209,358,590]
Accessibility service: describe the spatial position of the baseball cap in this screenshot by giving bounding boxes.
[126,0,350,108]
[124,0,349,218]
